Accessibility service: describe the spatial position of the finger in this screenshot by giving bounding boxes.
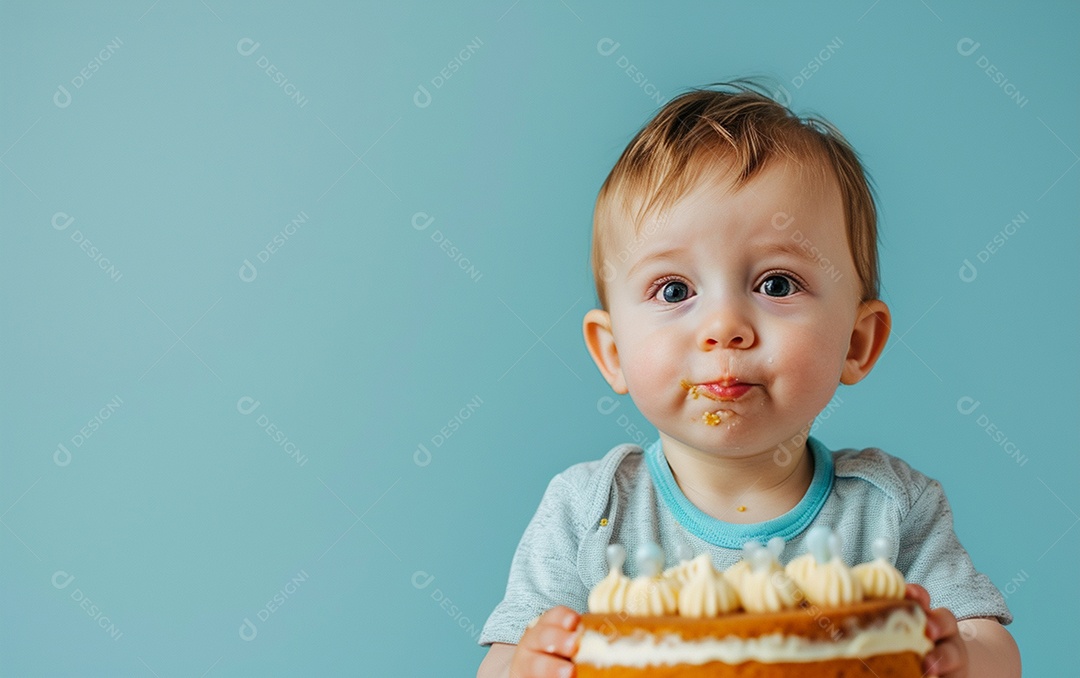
[923,638,964,676]
[925,608,959,642]
[536,605,581,632]
[520,623,583,658]
[511,648,576,678]
[904,583,931,612]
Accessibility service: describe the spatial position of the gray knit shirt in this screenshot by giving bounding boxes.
[479,436,1011,646]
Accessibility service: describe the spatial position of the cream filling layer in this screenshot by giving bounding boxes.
[576,607,933,667]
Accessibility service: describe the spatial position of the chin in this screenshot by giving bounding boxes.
[687,426,807,455]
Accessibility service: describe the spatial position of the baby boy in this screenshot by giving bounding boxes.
[476,81,1020,678]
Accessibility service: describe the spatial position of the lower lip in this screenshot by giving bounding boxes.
[698,383,753,400]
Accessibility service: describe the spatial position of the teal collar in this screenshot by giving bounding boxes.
[644,436,834,549]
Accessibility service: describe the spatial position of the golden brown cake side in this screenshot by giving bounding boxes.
[575,652,924,678]
[574,599,930,678]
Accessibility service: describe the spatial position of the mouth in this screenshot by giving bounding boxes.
[681,377,755,402]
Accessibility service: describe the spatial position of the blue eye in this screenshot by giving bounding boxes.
[759,274,798,297]
[659,280,690,303]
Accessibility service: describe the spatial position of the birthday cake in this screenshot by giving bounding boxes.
[574,528,933,677]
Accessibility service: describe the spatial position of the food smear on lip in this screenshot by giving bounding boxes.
[681,379,703,399]
[681,378,752,402]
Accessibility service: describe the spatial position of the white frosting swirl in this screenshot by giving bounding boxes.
[737,566,801,613]
[584,535,906,618]
[677,554,741,617]
[625,576,678,616]
[588,567,630,613]
[662,559,696,591]
[800,557,863,607]
[852,559,905,600]
[722,558,752,590]
[784,552,817,590]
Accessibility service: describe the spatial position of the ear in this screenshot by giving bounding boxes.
[841,299,892,385]
[583,309,628,394]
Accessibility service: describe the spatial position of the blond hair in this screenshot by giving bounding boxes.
[591,79,880,310]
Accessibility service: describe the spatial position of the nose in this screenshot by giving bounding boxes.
[697,300,755,350]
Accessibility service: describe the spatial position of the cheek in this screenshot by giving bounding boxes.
[620,345,665,392]
[780,321,849,389]
[618,330,682,394]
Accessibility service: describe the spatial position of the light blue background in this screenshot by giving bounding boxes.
[2,1,1076,675]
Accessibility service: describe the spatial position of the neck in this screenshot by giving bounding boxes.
[657,428,815,524]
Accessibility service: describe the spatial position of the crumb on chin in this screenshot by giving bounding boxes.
[702,411,722,426]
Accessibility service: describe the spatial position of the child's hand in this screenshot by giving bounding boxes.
[906,583,969,677]
[510,606,583,678]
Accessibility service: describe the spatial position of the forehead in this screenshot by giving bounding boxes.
[612,157,844,261]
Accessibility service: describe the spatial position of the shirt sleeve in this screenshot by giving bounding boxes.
[895,477,1012,625]
[478,473,591,646]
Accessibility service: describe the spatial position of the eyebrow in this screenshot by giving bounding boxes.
[626,246,689,279]
[626,240,817,279]
[758,240,819,263]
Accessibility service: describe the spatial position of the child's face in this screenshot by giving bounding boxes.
[584,158,890,457]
